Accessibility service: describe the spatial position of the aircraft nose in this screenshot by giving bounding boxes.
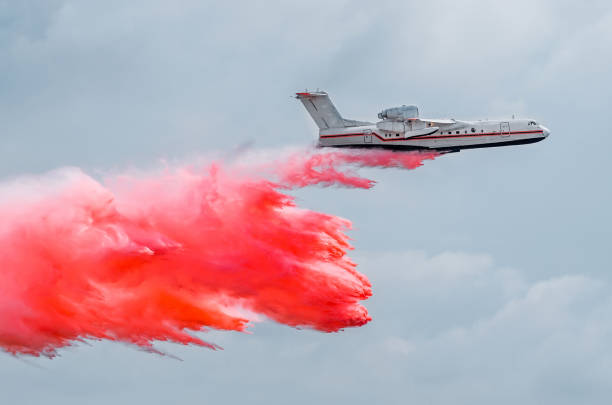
[540,125,551,137]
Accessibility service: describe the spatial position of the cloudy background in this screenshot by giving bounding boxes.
[1,0,612,403]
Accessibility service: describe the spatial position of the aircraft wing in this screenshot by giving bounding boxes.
[421,118,456,124]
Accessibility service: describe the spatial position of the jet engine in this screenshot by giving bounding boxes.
[377,105,419,120]
[376,121,408,133]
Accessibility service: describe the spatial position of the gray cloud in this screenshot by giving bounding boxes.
[357,251,612,405]
[1,1,612,403]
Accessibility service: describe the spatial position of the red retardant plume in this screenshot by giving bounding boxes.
[0,148,437,357]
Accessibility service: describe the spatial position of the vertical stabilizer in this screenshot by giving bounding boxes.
[295,91,345,129]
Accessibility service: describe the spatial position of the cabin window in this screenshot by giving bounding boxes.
[471,128,475,133]
[456,131,460,134]
[396,133,400,137]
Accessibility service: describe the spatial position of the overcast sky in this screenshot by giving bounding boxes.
[2,1,612,404]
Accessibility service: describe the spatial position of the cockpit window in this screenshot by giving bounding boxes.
[528,121,537,126]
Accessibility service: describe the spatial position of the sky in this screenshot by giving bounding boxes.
[1,0,612,403]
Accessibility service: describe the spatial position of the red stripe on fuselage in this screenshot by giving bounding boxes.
[320,130,544,142]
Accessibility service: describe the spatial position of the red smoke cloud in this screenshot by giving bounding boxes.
[0,148,437,357]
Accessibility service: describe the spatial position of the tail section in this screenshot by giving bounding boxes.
[295,91,344,129]
[296,91,372,129]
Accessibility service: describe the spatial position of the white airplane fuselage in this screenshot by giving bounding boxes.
[296,91,550,152]
[319,119,549,152]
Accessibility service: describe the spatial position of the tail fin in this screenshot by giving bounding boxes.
[295,91,345,129]
[296,91,373,130]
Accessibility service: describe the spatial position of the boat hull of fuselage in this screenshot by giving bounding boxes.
[318,136,547,152]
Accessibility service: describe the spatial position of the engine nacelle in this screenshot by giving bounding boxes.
[378,105,419,120]
[376,120,408,133]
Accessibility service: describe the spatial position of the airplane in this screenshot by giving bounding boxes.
[296,91,550,153]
